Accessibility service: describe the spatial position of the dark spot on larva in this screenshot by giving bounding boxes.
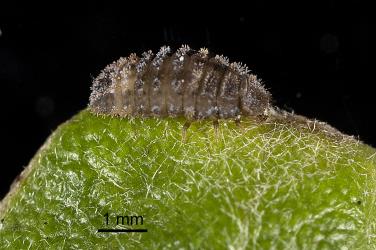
[89,45,271,120]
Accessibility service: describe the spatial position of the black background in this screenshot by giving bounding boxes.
[0,2,374,199]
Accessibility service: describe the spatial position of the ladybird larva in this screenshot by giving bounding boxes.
[89,45,271,120]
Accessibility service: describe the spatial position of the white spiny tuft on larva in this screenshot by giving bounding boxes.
[230,62,249,75]
[214,54,230,66]
[172,45,191,71]
[89,45,272,119]
[136,51,153,73]
[152,46,171,68]
[176,44,191,58]
[198,48,209,58]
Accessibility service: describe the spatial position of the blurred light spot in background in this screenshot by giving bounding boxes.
[320,33,339,54]
[35,96,55,117]
[0,27,2,37]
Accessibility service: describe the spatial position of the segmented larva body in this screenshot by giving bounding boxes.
[89,45,271,120]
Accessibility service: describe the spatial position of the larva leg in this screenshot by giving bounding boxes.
[213,119,219,139]
[234,115,247,134]
[258,114,269,122]
[181,120,191,143]
[234,115,241,127]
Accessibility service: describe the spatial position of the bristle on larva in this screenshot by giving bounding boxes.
[89,45,271,119]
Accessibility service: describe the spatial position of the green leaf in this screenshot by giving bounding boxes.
[1,109,375,249]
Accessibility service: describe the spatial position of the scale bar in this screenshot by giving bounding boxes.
[98,228,147,233]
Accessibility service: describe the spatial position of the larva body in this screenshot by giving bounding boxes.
[89,45,271,120]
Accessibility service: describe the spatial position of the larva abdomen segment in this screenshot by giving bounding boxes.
[195,59,225,119]
[182,52,207,119]
[165,51,188,116]
[134,51,153,115]
[89,45,271,120]
[218,69,242,118]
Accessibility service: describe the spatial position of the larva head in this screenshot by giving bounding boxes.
[89,56,134,115]
[89,63,117,114]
